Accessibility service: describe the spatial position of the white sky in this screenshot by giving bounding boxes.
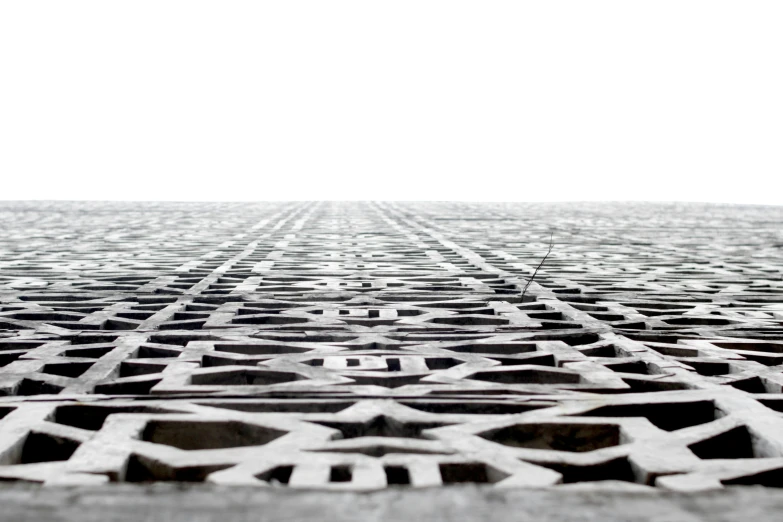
[1,1,781,204]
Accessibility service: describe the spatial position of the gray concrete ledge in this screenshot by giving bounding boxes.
[0,485,781,522]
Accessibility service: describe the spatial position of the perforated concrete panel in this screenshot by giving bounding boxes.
[1,201,783,493]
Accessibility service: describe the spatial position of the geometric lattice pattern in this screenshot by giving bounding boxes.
[2,201,783,490]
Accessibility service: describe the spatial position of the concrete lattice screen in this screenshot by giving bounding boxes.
[1,201,783,490]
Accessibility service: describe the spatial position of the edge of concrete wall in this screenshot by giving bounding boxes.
[0,485,781,522]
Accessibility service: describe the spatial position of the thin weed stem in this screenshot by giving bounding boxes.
[521,232,554,300]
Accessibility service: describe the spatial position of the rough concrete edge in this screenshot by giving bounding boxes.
[0,485,782,522]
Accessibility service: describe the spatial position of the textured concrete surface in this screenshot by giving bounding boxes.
[1,484,783,521]
[1,201,783,509]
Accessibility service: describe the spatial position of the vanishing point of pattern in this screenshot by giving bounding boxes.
[1,201,783,491]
